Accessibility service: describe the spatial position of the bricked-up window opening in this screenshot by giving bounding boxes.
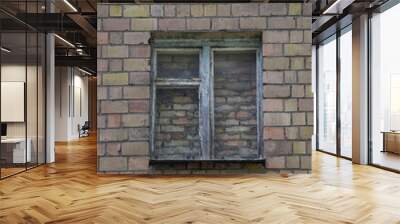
[150,39,263,161]
[213,51,258,160]
[152,49,203,160]
[155,89,201,160]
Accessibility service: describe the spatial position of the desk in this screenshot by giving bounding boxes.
[1,138,31,163]
[382,131,400,155]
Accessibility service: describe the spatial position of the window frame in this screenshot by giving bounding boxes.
[315,24,353,160]
[150,38,263,161]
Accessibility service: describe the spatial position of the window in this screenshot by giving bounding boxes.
[150,37,262,161]
[153,49,201,160]
[317,35,337,154]
[316,25,353,159]
[339,27,352,158]
[213,50,258,160]
[370,3,400,171]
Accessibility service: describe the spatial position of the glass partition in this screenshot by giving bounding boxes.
[0,1,46,179]
[317,35,337,154]
[1,28,28,178]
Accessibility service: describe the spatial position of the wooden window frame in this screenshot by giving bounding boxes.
[150,39,263,161]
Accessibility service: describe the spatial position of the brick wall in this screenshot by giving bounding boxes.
[155,89,200,160]
[97,2,313,174]
[214,52,258,160]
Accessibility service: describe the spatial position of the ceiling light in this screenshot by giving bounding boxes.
[323,0,341,14]
[78,67,93,76]
[63,0,78,12]
[1,47,11,53]
[54,34,75,48]
[323,0,354,15]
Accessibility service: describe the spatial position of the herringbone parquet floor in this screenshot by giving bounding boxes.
[1,135,400,224]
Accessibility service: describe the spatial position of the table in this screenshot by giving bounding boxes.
[1,138,31,163]
[382,131,400,155]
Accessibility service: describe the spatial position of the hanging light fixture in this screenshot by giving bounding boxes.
[63,0,78,12]
[0,47,11,53]
[54,34,75,48]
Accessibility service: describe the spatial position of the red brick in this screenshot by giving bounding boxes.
[107,114,121,128]
[264,127,284,140]
[102,18,130,31]
[187,18,210,30]
[129,72,150,85]
[263,99,283,112]
[176,5,190,17]
[129,100,149,113]
[266,156,285,169]
[109,87,122,99]
[263,44,283,57]
[123,86,150,99]
[240,17,266,29]
[106,143,121,155]
[97,32,108,44]
[191,5,203,17]
[299,99,313,111]
[101,101,128,114]
[263,71,284,84]
[263,31,289,43]
[159,18,186,31]
[97,59,108,72]
[260,3,287,16]
[231,4,258,16]
[164,5,176,17]
[128,157,149,170]
[264,85,290,98]
[99,157,127,171]
[124,32,150,45]
[217,5,230,16]
[130,45,151,58]
[212,18,239,30]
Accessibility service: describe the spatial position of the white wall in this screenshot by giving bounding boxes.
[1,64,36,138]
[55,67,89,141]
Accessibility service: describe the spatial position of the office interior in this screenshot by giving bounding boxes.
[2,0,400,179]
[0,0,97,179]
[314,1,400,172]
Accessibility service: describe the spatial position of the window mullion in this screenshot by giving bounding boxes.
[199,45,211,160]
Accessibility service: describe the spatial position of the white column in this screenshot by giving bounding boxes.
[352,14,369,164]
[46,1,56,163]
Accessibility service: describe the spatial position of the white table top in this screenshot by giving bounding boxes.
[1,138,28,143]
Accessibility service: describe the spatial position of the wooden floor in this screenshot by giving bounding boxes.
[1,135,400,224]
[372,150,400,171]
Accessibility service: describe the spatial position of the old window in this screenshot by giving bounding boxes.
[150,35,263,161]
[213,50,258,160]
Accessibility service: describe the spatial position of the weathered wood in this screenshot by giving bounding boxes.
[199,45,211,160]
[150,41,262,161]
[209,49,215,159]
[256,49,264,159]
[153,39,261,49]
[155,78,200,88]
[150,47,157,159]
